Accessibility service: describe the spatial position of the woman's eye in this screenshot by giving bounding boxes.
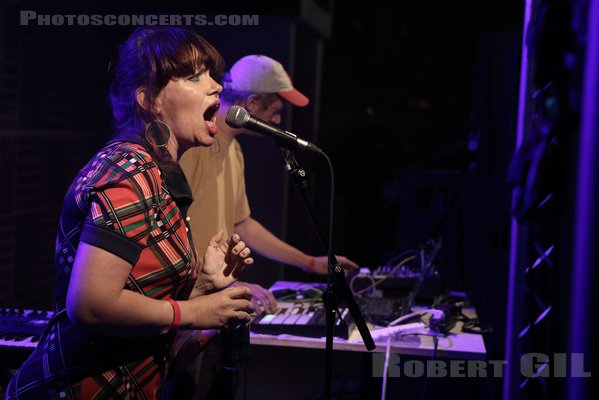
[212,73,223,85]
[188,73,201,81]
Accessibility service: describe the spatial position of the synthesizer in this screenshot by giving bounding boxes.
[0,308,53,368]
[250,304,353,339]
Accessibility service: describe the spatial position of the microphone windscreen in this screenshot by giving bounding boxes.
[225,105,249,128]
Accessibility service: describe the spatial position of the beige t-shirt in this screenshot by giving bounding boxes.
[179,134,251,259]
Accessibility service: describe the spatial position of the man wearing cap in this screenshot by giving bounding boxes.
[179,55,358,314]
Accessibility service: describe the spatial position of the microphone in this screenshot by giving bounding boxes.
[225,105,323,153]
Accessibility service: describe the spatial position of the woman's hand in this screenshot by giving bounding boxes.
[182,286,254,329]
[195,230,254,295]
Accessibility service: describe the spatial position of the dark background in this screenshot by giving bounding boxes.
[0,0,528,398]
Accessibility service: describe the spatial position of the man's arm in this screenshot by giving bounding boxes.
[234,217,359,274]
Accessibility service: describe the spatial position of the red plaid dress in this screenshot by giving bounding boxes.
[6,141,198,400]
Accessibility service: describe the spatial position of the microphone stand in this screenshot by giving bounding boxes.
[278,145,376,400]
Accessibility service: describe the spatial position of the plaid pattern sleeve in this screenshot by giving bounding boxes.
[79,143,161,265]
[5,142,199,400]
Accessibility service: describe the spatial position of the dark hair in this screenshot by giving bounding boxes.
[109,27,224,169]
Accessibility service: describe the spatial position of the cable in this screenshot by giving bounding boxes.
[368,322,428,341]
[460,310,494,334]
[321,151,335,278]
[419,327,440,400]
[352,255,418,296]
[349,272,377,296]
[388,308,445,327]
[381,336,392,400]
[384,249,419,269]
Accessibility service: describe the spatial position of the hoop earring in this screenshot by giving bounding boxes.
[145,120,171,148]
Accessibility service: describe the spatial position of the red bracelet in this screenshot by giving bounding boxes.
[167,298,181,331]
[305,256,316,272]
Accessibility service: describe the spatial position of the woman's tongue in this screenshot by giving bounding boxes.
[205,118,218,134]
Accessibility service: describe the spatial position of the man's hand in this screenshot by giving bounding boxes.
[233,281,277,313]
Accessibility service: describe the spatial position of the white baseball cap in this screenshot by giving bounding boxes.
[226,55,309,107]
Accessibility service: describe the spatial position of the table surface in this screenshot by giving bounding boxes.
[249,281,487,360]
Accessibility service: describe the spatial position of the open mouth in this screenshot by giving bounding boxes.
[203,102,220,135]
[204,102,220,122]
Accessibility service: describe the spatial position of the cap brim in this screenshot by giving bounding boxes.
[278,89,309,107]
